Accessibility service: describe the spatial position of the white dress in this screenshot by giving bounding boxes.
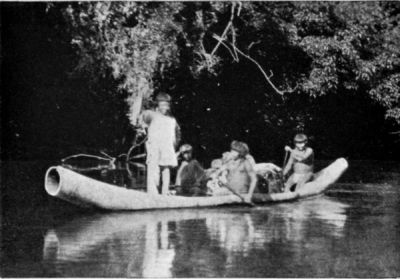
[145,111,178,167]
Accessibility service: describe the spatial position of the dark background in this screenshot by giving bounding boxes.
[1,4,399,277]
[2,3,399,165]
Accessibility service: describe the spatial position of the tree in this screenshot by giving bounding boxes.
[60,2,399,159]
[63,2,184,126]
[286,2,400,126]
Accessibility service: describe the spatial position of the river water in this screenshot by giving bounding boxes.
[1,160,399,277]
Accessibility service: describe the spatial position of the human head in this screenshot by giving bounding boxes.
[230,140,249,159]
[294,133,308,151]
[155,93,171,115]
[180,144,193,161]
[222,151,233,163]
[211,159,223,169]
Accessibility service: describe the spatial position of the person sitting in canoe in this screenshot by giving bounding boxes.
[206,144,242,195]
[139,93,181,195]
[175,144,207,196]
[282,133,314,192]
[210,141,258,203]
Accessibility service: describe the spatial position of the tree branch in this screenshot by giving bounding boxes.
[217,37,238,61]
[230,25,239,61]
[61,153,113,163]
[210,2,236,57]
[100,151,114,159]
[248,40,261,51]
[125,135,147,162]
[212,34,285,95]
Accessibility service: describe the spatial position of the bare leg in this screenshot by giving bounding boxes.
[147,163,160,195]
[295,173,313,191]
[161,166,171,195]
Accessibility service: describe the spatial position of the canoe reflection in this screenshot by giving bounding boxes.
[43,196,349,277]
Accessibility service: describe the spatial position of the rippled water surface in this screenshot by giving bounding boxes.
[1,161,400,277]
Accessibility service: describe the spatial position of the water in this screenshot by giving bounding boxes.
[1,160,400,277]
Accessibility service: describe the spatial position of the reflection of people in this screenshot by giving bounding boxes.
[140,93,181,195]
[175,144,207,196]
[142,220,175,278]
[216,214,254,255]
[171,218,227,277]
[283,134,314,192]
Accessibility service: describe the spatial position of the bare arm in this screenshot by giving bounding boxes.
[292,148,313,162]
[283,153,294,176]
[245,160,258,201]
[246,154,256,167]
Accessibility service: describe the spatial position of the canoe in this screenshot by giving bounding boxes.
[44,158,348,210]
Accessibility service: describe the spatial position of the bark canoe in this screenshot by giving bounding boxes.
[44,158,348,210]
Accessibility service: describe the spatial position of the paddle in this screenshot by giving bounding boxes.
[282,149,290,169]
[279,149,290,192]
[220,183,256,207]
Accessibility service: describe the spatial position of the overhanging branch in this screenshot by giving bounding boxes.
[212,34,285,95]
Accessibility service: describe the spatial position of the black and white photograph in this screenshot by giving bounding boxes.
[1,1,400,277]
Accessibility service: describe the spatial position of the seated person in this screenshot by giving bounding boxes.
[205,141,257,196]
[283,133,314,192]
[210,141,258,203]
[205,144,242,195]
[175,144,207,196]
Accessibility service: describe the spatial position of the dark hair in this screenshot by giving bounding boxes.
[230,140,249,157]
[155,93,172,103]
[294,133,308,143]
[180,144,193,154]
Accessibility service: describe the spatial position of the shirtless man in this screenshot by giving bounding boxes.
[216,141,258,203]
[283,133,314,192]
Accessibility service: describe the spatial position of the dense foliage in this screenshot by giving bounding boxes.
[62,2,186,125]
[2,2,399,162]
[63,2,400,125]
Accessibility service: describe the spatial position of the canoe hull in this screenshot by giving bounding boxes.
[45,158,348,210]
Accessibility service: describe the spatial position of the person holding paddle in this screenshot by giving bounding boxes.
[282,133,314,192]
[211,141,258,204]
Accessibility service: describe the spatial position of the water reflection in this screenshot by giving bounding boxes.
[42,196,349,277]
[142,221,175,277]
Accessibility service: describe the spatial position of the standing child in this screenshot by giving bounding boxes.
[282,133,314,192]
[140,93,181,195]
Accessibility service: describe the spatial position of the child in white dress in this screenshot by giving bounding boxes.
[140,93,180,195]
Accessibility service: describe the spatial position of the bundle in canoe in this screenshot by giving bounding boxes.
[44,158,348,210]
